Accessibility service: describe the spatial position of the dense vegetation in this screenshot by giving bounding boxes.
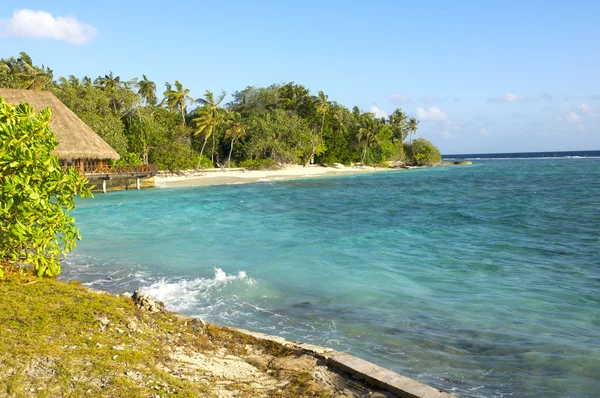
[1,52,441,170]
[0,99,91,278]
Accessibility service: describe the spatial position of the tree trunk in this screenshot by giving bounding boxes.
[362,146,367,164]
[304,142,317,167]
[143,143,148,165]
[211,133,215,164]
[320,113,325,137]
[180,104,186,126]
[228,137,236,168]
[196,137,209,169]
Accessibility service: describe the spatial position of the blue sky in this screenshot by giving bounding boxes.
[1,0,599,154]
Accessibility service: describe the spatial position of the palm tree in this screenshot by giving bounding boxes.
[162,81,193,125]
[9,53,52,90]
[388,108,408,144]
[332,108,347,137]
[193,90,226,165]
[407,117,419,144]
[137,74,157,106]
[224,111,246,167]
[316,90,329,138]
[96,71,121,91]
[357,112,380,164]
[82,76,93,88]
[58,76,71,89]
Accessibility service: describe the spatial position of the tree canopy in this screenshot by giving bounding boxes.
[0,51,442,170]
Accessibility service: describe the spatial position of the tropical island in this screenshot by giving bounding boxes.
[1,52,441,178]
[0,51,450,397]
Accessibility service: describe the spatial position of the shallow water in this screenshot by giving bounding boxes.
[63,158,600,397]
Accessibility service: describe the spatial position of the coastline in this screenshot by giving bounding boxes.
[0,275,453,397]
[154,164,396,188]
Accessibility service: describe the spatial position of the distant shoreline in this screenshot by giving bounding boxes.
[154,164,404,188]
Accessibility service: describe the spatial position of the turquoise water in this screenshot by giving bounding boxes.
[63,158,600,397]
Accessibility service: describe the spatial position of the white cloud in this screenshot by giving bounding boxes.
[557,112,581,124]
[566,112,580,122]
[480,128,489,136]
[416,106,448,121]
[577,104,590,114]
[370,106,388,118]
[423,96,437,104]
[540,92,553,100]
[0,9,97,44]
[389,94,412,104]
[487,92,522,103]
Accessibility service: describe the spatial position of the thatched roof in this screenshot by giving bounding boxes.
[0,88,120,160]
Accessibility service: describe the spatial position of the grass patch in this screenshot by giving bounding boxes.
[0,276,356,397]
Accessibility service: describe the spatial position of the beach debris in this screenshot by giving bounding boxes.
[132,291,164,313]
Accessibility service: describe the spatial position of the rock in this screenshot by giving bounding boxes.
[387,161,406,169]
[132,291,164,313]
[190,318,207,332]
[332,163,345,169]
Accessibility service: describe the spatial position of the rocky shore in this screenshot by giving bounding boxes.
[0,276,453,397]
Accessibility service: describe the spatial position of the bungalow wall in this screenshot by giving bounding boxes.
[58,158,109,173]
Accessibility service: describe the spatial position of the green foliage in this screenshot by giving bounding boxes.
[152,142,199,172]
[113,152,143,166]
[1,52,443,171]
[1,52,52,91]
[245,109,315,165]
[238,158,280,170]
[0,99,91,277]
[162,80,193,124]
[404,138,442,166]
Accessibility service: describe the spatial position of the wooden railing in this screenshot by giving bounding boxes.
[62,164,159,175]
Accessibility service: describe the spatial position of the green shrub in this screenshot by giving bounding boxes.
[196,155,214,169]
[151,142,201,172]
[404,138,442,166]
[0,99,91,277]
[238,158,280,170]
[112,152,144,166]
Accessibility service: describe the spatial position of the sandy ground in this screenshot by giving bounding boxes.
[155,164,389,188]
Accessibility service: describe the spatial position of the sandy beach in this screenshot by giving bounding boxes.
[154,164,392,188]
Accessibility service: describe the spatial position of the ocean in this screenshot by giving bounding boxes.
[63,151,600,397]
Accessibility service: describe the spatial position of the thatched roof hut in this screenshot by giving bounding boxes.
[0,88,120,160]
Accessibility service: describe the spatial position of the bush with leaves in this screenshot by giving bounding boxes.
[404,138,442,166]
[0,99,91,277]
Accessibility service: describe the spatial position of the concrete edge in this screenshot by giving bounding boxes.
[87,288,454,398]
[227,326,455,398]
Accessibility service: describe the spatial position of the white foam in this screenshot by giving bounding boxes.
[140,267,256,313]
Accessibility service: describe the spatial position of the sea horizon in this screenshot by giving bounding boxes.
[443,149,600,160]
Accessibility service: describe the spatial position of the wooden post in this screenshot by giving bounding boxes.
[102,180,106,194]
[136,178,140,190]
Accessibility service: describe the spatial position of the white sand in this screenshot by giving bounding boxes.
[154,164,390,188]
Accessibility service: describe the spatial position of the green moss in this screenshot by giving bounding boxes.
[0,277,344,397]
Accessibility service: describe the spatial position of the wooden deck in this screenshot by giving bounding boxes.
[63,164,159,178]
